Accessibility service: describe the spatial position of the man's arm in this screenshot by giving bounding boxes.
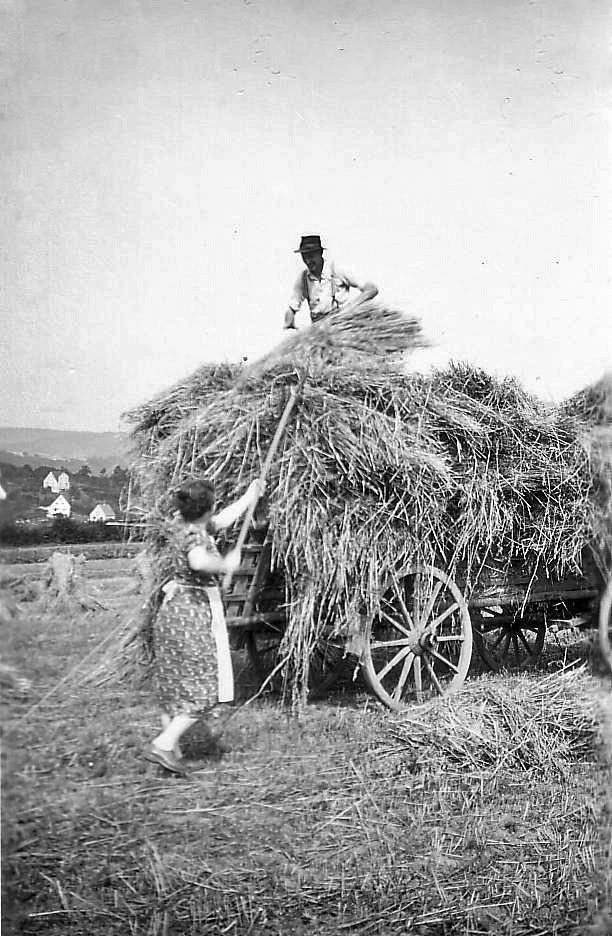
[337,268,379,308]
[284,307,298,329]
[356,281,378,301]
[285,273,306,329]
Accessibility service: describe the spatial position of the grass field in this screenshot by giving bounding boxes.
[2,559,612,935]
[0,541,141,565]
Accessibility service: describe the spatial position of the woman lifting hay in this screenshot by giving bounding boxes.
[144,476,264,776]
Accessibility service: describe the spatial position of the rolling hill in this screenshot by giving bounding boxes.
[0,427,130,472]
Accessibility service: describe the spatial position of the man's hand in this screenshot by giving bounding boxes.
[344,283,379,315]
[284,308,297,329]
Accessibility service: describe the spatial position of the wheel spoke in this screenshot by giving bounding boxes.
[414,656,422,695]
[390,572,416,630]
[516,628,533,655]
[413,575,433,626]
[429,602,460,631]
[423,655,444,694]
[511,632,521,661]
[379,606,413,638]
[377,644,412,681]
[392,652,415,701]
[371,637,411,649]
[429,648,459,674]
[419,579,443,629]
[500,632,512,658]
[490,629,508,650]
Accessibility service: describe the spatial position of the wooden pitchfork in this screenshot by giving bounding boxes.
[222,377,303,591]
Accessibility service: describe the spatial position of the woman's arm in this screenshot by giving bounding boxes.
[187,545,240,576]
[211,479,264,532]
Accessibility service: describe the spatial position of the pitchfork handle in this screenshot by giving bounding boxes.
[223,380,302,591]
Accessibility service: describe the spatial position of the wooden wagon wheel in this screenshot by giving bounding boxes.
[598,576,612,674]
[361,565,472,710]
[472,606,546,672]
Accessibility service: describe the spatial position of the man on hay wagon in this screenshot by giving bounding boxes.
[284,234,379,329]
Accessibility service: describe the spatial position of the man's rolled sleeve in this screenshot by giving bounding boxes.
[288,273,306,314]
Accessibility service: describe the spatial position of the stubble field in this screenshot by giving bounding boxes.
[2,557,612,935]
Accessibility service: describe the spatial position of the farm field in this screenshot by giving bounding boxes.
[0,541,140,565]
[2,557,612,935]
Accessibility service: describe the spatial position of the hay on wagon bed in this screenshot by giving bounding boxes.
[109,304,601,699]
[564,371,612,570]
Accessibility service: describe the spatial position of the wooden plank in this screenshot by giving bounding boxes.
[469,581,599,609]
[226,610,287,629]
[465,561,602,591]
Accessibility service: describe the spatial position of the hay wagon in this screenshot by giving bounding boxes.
[224,518,608,710]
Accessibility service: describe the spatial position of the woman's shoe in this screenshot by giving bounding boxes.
[144,743,188,776]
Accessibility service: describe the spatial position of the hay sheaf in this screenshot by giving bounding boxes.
[564,371,612,427]
[387,666,601,774]
[125,361,240,448]
[122,306,602,696]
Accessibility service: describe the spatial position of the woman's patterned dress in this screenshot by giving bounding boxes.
[153,517,234,718]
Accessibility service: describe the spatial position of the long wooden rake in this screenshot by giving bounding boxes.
[223,377,304,591]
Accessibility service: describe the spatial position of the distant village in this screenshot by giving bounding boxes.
[40,471,118,523]
[0,462,131,530]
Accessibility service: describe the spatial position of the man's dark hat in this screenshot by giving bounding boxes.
[294,234,325,254]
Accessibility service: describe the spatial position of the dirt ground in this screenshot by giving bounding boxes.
[2,558,611,935]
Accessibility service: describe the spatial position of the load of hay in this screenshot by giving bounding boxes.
[113,301,608,698]
[563,371,612,571]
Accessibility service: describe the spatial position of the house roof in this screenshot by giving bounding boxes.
[90,502,116,516]
[49,494,70,507]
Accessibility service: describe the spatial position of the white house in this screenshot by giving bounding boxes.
[89,503,116,523]
[42,471,60,493]
[45,494,71,518]
[57,471,71,491]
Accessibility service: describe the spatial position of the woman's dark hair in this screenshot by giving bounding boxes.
[174,479,215,522]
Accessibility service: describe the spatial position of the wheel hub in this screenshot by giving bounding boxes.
[409,630,436,655]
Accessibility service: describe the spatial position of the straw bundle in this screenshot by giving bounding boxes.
[125,361,240,449]
[564,371,612,427]
[238,303,427,382]
[387,666,600,774]
[117,305,601,697]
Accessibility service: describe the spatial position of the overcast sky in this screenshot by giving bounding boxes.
[2,0,610,431]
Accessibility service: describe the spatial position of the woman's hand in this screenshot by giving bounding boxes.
[247,477,266,504]
[223,548,242,576]
[213,478,266,532]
